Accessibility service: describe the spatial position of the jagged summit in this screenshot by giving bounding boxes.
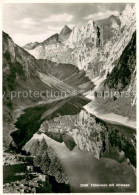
[23,41,40,50]
[120,4,135,28]
[24,25,72,50]
[42,33,59,45]
[94,14,121,26]
[59,25,72,42]
[3,31,15,45]
[124,4,133,12]
[23,3,135,75]
[3,4,136,193]
[60,25,71,34]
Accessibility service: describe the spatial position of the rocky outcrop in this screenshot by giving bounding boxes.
[42,33,59,45]
[23,42,40,50]
[41,112,105,159]
[58,25,72,42]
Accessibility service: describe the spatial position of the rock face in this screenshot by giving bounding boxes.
[120,4,135,28]
[58,25,72,42]
[42,33,59,45]
[3,32,51,103]
[23,42,40,50]
[65,4,135,81]
[41,112,105,159]
[3,32,47,145]
[21,4,136,124]
[39,109,136,168]
[85,31,136,125]
[24,25,72,50]
[24,4,135,84]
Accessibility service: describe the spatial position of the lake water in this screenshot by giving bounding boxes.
[32,133,136,192]
[15,96,136,193]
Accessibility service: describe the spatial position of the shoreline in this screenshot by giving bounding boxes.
[84,104,136,130]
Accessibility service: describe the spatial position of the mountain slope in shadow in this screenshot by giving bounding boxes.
[3,31,93,147]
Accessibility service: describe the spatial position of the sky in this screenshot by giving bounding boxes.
[3,3,129,46]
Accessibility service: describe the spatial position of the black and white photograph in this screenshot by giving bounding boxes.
[1,1,136,193]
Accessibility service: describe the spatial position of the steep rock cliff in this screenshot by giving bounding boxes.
[24,4,135,85]
[39,109,136,168]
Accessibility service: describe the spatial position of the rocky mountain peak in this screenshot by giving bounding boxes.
[87,20,94,28]
[23,3,136,79]
[124,4,133,12]
[60,25,71,33]
[58,25,72,42]
[23,25,72,50]
[23,41,40,50]
[42,33,59,45]
[120,4,135,28]
[94,14,121,27]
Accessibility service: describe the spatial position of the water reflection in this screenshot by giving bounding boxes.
[26,133,136,192]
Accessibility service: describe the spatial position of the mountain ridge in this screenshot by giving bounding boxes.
[3,31,94,147]
[23,4,135,87]
[23,25,72,50]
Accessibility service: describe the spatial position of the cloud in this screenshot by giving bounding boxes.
[15,18,38,29]
[84,10,119,21]
[43,13,73,23]
[68,24,75,29]
[12,33,49,46]
[12,27,62,46]
[4,4,125,47]
[47,25,63,31]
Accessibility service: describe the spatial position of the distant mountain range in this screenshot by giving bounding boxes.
[24,25,72,50]
[23,4,135,81]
